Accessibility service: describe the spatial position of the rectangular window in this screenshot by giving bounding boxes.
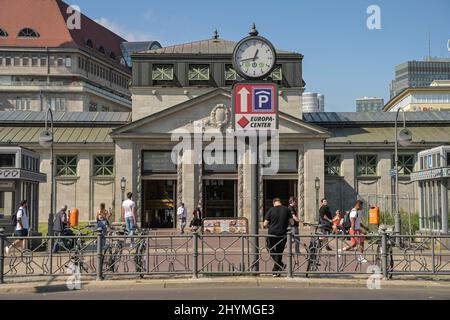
[32,57,38,67]
[15,98,30,111]
[22,56,29,66]
[225,65,243,86]
[152,64,174,83]
[0,154,15,168]
[57,57,64,67]
[142,151,177,173]
[56,155,78,176]
[357,155,378,176]
[14,57,20,66]
[325,155,341,176]
[5,56,11,66]
[203,151,237,173]
[93,156,114,176]
[89,102,98,112]
[40,57,47,67]
[189,64,210,85]
[447,153,450,167]
[262,150,298,173]
[65,56,72,68]
[0,55,3,66]
[394,154,415,176]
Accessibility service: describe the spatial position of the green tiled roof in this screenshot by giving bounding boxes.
[0,127,115,144]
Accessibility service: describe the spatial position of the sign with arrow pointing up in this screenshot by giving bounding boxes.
[233,83,278,131]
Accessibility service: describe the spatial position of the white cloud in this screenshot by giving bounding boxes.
[95,17,157,42]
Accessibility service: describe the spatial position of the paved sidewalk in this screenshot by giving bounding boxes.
[1,276,450,295]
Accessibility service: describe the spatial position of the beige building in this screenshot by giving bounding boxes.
[384,81,450,112]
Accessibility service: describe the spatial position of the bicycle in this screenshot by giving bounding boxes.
[369,227,394,279]
[65,222,99,274]
[303,223,329,277]
[102,225,129,273]
[133,228,149,278]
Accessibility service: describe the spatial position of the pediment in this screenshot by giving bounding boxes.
[112,89,329,139]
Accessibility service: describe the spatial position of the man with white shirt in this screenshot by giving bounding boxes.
[177,203,187,234]
[5,200,29,255]
[122,192,137,247]
[339,200,368,263]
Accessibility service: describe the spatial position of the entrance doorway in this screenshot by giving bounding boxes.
[204,180,237,218]
[264,180,297,214]
[142,180,176,229]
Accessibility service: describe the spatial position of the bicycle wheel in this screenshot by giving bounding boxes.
[306,238,320,276]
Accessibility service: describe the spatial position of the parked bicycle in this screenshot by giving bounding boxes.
[303,222,328,276]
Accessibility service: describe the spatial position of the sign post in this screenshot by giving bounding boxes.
[233,82,278,272]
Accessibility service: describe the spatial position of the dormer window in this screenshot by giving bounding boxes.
[0,28,8,37]
[17,28,39,38]
[109,52,116,60]
[86,39,93,48]
[97,45,105,54]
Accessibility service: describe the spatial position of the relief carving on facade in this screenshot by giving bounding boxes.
[204,104,231,131]
[177,159,183,208]
[135,144,142,214]
[298,147,305,219]
[238,164,244,216]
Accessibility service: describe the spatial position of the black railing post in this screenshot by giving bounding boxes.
[96,231,104,281]
[49,237,54,275]
[381,232,389,280]
[0,229,5,284]
[287,229,293,278]
[192,232,198,279]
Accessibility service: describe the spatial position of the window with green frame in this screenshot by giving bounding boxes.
[224,64,242,85]
[270,65,283,82]
[152,64,174,85]
[356,155,377,176]
[325,155,341,176]
[56,155,77,176]
[188,64,210,85]
[93,156,114,176]
[393,154,415,176]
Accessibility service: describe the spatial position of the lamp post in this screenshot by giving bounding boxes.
[394,108,413,242]
[315,177,321,223]
[120,177,126,203]
[39,108,55,236]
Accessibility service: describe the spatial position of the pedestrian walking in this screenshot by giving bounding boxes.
[288,197,302,255]
[52,205,69,253]
[319,198,333,251]
[122,192,137,248]
[264,198,294,277]
[189,210,202,233]
[177,203,187,234]
[338,200,368,263]
[5,200,29,255]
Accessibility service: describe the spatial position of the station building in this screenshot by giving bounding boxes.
[0,2,449,233]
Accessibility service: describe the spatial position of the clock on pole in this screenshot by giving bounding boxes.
[232,23,277,80]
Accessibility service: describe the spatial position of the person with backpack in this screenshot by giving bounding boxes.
[5,200,29,255]
[338,200,369,263]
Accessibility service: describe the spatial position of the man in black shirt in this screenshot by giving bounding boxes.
[319,198,333,251]
[288,197,302,255]
[264,198,294,276]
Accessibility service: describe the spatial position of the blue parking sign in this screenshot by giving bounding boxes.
[253,88,274,112]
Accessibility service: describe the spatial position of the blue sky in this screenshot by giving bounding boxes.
[75,0,450,112]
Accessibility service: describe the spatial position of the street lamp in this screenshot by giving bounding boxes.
[315,177,321,223]
[120,177,126,202]
[39,108,55,236]
[394,107,413,241]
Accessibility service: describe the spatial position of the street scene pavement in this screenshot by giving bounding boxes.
[1,278,450,300]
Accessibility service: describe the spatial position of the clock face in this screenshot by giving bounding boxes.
[233,36,276,80]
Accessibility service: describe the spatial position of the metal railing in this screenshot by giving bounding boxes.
[1,230,449,283]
